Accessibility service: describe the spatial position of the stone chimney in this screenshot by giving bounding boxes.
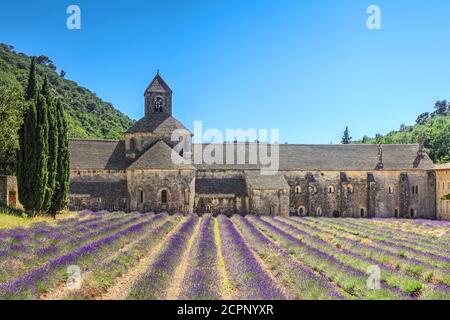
[375,144,384,170]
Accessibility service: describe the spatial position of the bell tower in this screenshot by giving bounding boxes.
[144,70,172,118]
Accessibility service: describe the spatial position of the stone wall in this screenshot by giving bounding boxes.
[65,167,437,219]
[0,175,19,208]
[248,188,289,216]
[68,171,129,212]
[128,169,195,214]
[436,169,450,220]
[194,195,248,215]
[283,170,435,219]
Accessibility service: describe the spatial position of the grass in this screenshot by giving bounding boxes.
[0,207,76,229]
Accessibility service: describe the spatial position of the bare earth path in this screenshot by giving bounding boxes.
[41,216,169,300]
[214,218,234,300]
[165,218,202,299]
[99,217,186,300]
[231,217,293,299]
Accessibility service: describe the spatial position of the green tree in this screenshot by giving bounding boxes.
[0,80,25,156]
[42,77,58,212]
[341,126,352,144]
[34,78,50,212]
[17,59,38,212]
[25,57,37,101]
[432,100,448,117]
[50,100,70,216]
[416,112,429,125]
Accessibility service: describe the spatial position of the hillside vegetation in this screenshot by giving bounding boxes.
[358,102,450,164]
[0,44,133,139]
[0,43,134,174]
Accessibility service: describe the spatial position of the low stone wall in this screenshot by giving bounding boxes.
[0,175,19,208]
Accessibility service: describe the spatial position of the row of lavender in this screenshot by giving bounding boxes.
[125,214,450,300]
[0,210,181,299]
[1,211,448,300]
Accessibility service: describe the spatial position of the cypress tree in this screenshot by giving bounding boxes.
[42,78,58,212]
[17,58,38,213]
[34,79,49,212]
[341,126,352,144]
[25,57,37,101]
[50,100,70,216]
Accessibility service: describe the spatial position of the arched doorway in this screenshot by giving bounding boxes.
[360,208,366,218]
[8,190,17,208]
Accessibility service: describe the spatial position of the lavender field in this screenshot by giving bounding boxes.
[0,211,449,300]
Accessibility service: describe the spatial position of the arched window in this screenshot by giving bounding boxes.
[360,208,365,217]
[298,206,305,216]
[154,97,163,112]
[347,185,354,194]
[316,207,322,217]
[328,185,335,194]
[295,186,301,195]
[138,189,144,204]
[388,186,394,194]
[161,189,168,204]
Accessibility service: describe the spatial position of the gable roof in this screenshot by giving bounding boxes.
[245,171,289,190]
[128,140,194,170]
[193,143,435,171]
[70,139,435,172]
[70,139,129,170]
[125,114,190,134]
[144,73,172,95]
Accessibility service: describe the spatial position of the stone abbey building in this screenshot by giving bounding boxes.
[67,73,442,219]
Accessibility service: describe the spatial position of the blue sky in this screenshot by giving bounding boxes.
[1,0,450,143]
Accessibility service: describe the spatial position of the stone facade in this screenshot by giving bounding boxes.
[66,73,444,220]
[0,175,20,209]
[435,164,450,220]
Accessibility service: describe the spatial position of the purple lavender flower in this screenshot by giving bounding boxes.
[218,215,285,300]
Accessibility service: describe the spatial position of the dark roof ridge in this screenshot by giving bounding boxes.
[193,143,421,146]
[70,138,120,142]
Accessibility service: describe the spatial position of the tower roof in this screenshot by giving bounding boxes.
[128,140,194,170]
[125,113,191,134]
[144,71,172,95]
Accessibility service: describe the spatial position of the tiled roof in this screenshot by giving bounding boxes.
[195,178,247,196]
[70,139,435,171]
[128,140,194,170]
[245,171,289,190]
[144,73,172,94]
[70,139,129,170]
[69,179,128,198]
[125,114,190,134]
[192,143,435,171]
